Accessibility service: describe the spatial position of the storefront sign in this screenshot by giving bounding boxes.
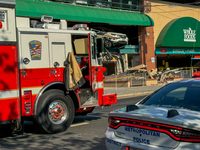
[183,27,196,42]
[156,48,200,54]
[194,54,200,58]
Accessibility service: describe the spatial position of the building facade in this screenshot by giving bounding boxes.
[146,0,200,71]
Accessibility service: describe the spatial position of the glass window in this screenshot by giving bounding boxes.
[166,87,186,100]
[142,82,200,111]
[91,36,97,59]
[112,0,120,8]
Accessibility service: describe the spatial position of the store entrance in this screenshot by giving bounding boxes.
[157,54,200,71]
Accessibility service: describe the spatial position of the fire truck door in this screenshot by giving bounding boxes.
[49,33,71,78]
[90,35,99,92]
[51,42,65,77]
[78,34,99,107]
[20,33,50,79]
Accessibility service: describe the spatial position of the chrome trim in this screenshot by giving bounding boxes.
[48,100,68,124]
[33,81,64,115]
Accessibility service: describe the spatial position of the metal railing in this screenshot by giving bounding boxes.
[180,70,193,78]
[130,72,146,86]
[169,70,192,79]
[49,0,141,11]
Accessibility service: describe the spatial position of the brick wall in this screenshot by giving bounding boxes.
[138,26,156,71]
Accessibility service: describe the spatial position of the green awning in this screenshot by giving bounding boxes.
[156,17,200,48]
[15,0,154,26]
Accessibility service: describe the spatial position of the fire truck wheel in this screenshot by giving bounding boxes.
[34,89,75,133]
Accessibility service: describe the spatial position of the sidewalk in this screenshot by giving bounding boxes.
[104,84,164,99]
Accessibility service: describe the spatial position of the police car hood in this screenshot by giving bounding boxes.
[109,105,200,148]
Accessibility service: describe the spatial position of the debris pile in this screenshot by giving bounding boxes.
[104,64,185,86]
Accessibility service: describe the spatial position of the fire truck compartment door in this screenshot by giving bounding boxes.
[48,33,71,77]
[90,35,100,92]
[19,32,50,79]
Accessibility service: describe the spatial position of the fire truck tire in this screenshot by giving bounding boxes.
[34,89,75,133]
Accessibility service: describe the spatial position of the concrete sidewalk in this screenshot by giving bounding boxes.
[104,84,164,99]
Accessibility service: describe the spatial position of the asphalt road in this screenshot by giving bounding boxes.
[0,96,146,150]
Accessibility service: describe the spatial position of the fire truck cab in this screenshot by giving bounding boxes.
[0,0,117,134]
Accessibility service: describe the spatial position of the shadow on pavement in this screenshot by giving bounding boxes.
[0,131,106,150]
[0,118,107,150]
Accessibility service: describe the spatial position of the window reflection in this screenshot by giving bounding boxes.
[51,0,140,11]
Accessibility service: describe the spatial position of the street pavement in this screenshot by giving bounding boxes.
[0,85,165,150]
[0,96,145,150]
[104,84,164,99]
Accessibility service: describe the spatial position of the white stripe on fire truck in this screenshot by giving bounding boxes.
[21,82,104,95]
[0,90,19,99]
[21,87,42,95]
[94,82,104,90]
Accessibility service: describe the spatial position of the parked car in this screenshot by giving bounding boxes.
[105,78,200,150]
[91,27,128,48]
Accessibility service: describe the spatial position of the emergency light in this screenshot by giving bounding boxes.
[193,71,200,77]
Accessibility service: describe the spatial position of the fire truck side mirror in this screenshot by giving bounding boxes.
[23,58,30,65]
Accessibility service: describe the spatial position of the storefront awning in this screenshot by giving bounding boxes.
[15,0,154,26]
[106,45,139,53]
[120,45,139,54]
[156,17,200,48]
[155,48,200,54]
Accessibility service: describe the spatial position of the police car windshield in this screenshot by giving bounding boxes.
[143,81,200,111]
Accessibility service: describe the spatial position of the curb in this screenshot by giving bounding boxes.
[117,91,154,99]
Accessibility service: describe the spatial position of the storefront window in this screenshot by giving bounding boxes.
[90,0,110,7]
[50,0,140,11]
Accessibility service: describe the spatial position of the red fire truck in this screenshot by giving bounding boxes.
[0,0,117,134]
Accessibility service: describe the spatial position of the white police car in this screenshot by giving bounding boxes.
[105,78,200,150]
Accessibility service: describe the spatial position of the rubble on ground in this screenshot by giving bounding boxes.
[104,63,186,86]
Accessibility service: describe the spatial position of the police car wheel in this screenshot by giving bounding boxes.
[34,89,75,133]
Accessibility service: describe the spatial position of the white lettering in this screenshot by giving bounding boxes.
[183,27,196,42]
[172,49,195,53]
